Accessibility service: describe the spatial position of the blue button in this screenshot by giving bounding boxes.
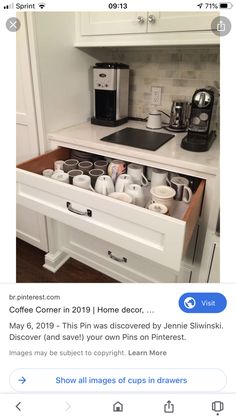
[179,293,227,313]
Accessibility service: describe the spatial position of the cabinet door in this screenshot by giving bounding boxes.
[208,240,220,283]
[16,13,48,252]
[80,12,148,35]
[147,12,218,33]
[16,14,39,163]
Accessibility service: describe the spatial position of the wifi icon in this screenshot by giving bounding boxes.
[38,2,45,9]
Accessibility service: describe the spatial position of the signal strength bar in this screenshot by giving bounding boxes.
[3,2,14,8]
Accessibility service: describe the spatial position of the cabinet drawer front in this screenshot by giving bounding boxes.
[61,226,178,283]
[17,168,186,271]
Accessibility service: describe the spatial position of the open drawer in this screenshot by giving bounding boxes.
[17,147,205,272]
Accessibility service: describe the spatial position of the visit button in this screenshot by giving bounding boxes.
[179,293,227,313]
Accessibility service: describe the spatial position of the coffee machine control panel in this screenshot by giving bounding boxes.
[93,68,117,91]
[189,110,210,133]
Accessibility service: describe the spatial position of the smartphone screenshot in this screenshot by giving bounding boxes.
[0,0,235,417]
[0,284,235,418]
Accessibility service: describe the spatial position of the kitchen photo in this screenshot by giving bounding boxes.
[16,11,220,284]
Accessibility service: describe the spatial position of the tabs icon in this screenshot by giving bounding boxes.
[212,401,224,415]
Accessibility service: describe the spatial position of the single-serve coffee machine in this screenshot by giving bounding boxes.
[181,87,218,152]
[91,62,129,127]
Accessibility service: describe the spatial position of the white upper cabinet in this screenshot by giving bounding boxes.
[75,12,219,46]
[147,12,218,32]
[80,12,148,35]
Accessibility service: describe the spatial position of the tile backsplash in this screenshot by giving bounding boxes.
[108,46,220,119]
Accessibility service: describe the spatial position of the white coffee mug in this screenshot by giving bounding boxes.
[150,185,176,210]
[42,169,54,178]
[51,171,69,183]
[107,160,126,182]
[73,174,94,191]
[95,175,114,196]
[148,203,169,215]
[127,163,148,186]
[151,168,168,187]
[54,160,64,171]
[54,169,64,174]
[109,192,133,204]
[167,176,192,203]
[115,174,133,192]
[125,184,145,207]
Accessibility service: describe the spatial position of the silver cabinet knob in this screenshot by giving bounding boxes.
[137,16,145,24]
[148,14,156,23]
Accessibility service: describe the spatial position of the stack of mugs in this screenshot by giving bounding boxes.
[148,168,192,215]
[42,158,109,188]
[41,153,193,214]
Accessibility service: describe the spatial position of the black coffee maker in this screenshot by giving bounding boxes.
[181,87,218,152]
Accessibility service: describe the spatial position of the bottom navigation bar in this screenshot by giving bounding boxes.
[0,393,234,419]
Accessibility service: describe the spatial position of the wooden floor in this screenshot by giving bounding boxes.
[16,239,117,283]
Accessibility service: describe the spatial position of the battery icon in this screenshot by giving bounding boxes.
[219,2,233,8]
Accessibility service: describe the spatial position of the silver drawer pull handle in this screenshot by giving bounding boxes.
[108,251,127,263]
[67,202,92,217]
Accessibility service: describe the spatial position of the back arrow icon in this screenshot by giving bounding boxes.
[18,376,26,384]
[16,402,21,411]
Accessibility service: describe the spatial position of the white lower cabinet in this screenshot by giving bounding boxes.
[16,147,205,282]
[207,239,220,283]
[199,232,220,283]
[177,266,192,283]
[16,205,48,251]
[59,225,179,283]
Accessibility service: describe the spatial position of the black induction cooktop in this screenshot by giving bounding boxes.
[100,128,174,151]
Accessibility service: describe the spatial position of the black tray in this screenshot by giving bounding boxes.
[100,128,174,151]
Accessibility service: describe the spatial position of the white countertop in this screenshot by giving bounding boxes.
[48,120,219,176]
